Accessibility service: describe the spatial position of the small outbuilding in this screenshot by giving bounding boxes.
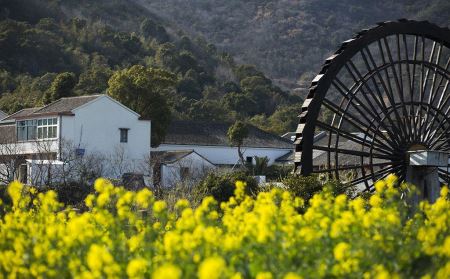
[151,150,216,188]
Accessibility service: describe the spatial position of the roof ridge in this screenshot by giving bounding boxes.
[60,94,105,100]
[33,99,63,114]
[32,94,104,115]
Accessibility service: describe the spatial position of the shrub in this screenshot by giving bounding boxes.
[282,174,355,203]
[45,182,94,209]
[195,171,258,203]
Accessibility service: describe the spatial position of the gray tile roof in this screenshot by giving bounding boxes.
[275,150,294,163]
[33,95,102,115]
[1,107,43,122]
[0,95,103,122]
[275,131,391,167]
[151,150,195,164]
[0,110,7,120]
[312,139,390,167]
[163,121,294,149]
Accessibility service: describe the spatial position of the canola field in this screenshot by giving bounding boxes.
[0,176,449,278]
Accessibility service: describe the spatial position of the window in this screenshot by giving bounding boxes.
[120,128,129,143]
[180,167,190,180]
[17,118,58,141]
[246,156,253,164]
[17,120,37,141]
[37,118,58,140]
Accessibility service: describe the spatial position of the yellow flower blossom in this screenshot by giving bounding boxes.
[198,257,227,279]
[135,188,153,208]
[152,264,182,279]
[334,242,350,261]
[153,200,167,214]
[256,272,273,279]
[0,175,448,278]
[283,272,303,279]
[126,258,147,278]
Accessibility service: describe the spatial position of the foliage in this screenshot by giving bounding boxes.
[227,121,250,166]
[282,174,355,204]
[45,182,93,209]
[0,176,449,278]
[195,171,258,203]
[250,103,303,135]
[139,0,450,90]
[252,156,269,176]
[43,72,77,104]
[0,1,297,135]
[107,65,176,146]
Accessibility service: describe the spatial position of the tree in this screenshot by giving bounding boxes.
[223,92,257,116]
[253,156,269,175]
[140,19,169,42]
[234,65,264,82]
[107,65,176,147]
[227,121,249,167]
[43,72,76,104]
[75,65,112,95]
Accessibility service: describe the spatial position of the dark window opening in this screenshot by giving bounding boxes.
[180,167,190,180]
[246,156,253,164]
[120,128,129,143]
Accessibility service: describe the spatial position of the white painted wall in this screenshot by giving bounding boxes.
[0,140,59,155]
[160,152,216,188]
[60,96,151,178]
[153,144,291,166]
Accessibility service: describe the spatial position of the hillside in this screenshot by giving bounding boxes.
[136,0,450,91]
[1,0,448,137]
[0,0,302,137]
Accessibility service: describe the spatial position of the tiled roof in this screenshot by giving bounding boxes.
[1,107,43,122]
[33,95,102,115]
[275,150,294,163]
[163,120,293,149]
[0,95,103,122]
[0,110,7,120]
[151,150,195,164]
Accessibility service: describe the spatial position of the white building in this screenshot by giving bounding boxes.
[0,95,151,185]
[151,150,216,188]
[152,121,293,168]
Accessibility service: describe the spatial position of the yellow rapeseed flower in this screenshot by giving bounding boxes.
[198,257,227,279]
[126,258,147,278]
[94,178,111,193]
[369,194,383,207]
[7,181,23,207]
[152,264,182,279]
[256,272,273,279]
[283,272,303,279]
[153,200,167,214]
[135,188,153,208]
[334,242,350,261]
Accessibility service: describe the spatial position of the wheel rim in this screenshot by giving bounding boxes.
[295,20,450,191]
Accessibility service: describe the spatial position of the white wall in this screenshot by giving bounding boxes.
[154,144,291,166]
[60,96,151,178]
[160,152,216,188]
[0,140,59,155]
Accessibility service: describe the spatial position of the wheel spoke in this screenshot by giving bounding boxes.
[296,20,450,192]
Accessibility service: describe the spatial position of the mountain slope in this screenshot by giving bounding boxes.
[136,0,450,91]
[0,0,301,136]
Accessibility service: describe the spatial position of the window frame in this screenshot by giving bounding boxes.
[16,117,58,142]
[119,128,129,143]
[36,117,58,140]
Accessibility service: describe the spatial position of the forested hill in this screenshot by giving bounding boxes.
[1,0,448,139]
[0,0,303,139]
[136,0,450,91]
